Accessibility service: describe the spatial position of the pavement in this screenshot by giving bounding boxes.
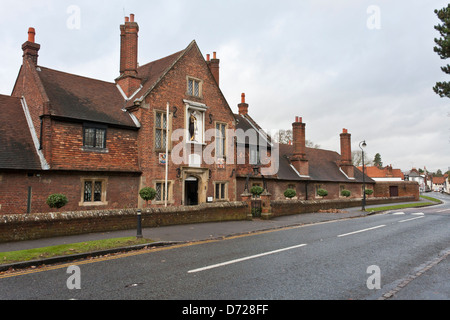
[0,199,433,271]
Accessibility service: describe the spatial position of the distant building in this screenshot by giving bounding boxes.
[357,165,404,182]
[404,168,426,192]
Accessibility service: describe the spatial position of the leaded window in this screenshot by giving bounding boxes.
[83,125,106,149]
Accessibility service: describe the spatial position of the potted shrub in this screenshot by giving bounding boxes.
[284,188,297,199]
[365,189,374,197]
[317,188,328,198]
[139,187,157,207]
[341,189,351,198]
[46,194,68,210]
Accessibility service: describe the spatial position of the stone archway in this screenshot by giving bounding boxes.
[180,167,209,206]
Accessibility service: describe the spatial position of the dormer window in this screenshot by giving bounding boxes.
[83,123,107,150]
[187,77,202,98]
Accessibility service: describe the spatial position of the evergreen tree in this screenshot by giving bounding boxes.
[434,4,450,98]
[373,153,383,168]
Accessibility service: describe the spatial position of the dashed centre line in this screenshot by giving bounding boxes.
[337,225,386,238]
[188,244,307,274]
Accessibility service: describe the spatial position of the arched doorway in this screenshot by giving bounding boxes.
[185,176,199,206]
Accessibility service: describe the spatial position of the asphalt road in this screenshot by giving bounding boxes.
[1,192,449,304]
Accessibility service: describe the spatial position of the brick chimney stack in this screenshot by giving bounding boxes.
[238,93,249,115]
[116,14,141,97]
[22,27,40,66]
[291,117,309,176]
[207,52,220,86]
[340,128,354,178]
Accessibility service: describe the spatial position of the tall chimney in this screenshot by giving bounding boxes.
[340,128,354,178]
[207,51,220,86]
[238,93,249,115]
[22,27,40,66]
[116,14,141,97]
[291,117,309,176]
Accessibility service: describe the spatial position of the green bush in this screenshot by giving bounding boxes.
[46,194,68,209]
[139,187,157,201]
[250,185,264,197]
[365,189,374,196]
[341,189,351,197]
[284,189,297,199]
[317,188,328,197]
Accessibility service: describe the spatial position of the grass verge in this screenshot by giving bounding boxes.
[366,202,435,213]
[0,237,154,265]
[366,195,442,213]
[419,195,442,203]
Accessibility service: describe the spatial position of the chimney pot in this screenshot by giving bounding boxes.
[28,27,36,43]
[130,14,135,22]
[238,93,249,116]
[125,16,129,22]
[343,128,348,134]
[213,52,217,59]
[206,54,210,61]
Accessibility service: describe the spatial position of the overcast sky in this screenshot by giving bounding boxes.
[0,0,449,173]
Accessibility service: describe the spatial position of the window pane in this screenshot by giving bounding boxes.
[163,131,167,149]
[156,113,161,129]
[94,181,102,202]
[156,183,162,201]
[194,81,199,96]
[221,183,225,199]
[155,130,162,149]
[96,129,106,148]
[84,128,95,148]
[188,80,193,95]
[84,181,92,202]
[163,114,167,129]
[216,184,220,199]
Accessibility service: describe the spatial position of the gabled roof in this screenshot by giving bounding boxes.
[0,94,41,170]
[37,67,137,128]
[277,144,374,183]
[234,113,272,148]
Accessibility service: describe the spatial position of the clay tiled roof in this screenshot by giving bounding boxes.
[358,166,405,179]
[0,95,42,170]
[37,67,137,128]
[276,143,374,183]
[433,176,445,184]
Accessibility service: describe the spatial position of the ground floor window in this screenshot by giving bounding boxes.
[80,178,108,206]
[154,181,173,203]
[215,182,228,200]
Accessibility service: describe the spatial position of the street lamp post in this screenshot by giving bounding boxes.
[360,141,367,211]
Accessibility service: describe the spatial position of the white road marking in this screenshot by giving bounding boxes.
[337,225,386,238]
[412,212,424,216]
[392,212,405,215]
[188,244,307,273]
[437,209,450,213]
[399,216,425,223]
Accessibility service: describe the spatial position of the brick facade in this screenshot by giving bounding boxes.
[0,14,419,218]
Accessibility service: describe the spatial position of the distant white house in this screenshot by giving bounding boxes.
[404,168,426,192]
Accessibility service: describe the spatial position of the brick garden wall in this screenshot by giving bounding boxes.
[0,201,248,243]
[269,196,417,218]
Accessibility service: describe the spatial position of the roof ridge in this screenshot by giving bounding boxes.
[38,66,116,86]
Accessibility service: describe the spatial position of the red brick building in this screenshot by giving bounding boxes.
[2,15,412,215]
